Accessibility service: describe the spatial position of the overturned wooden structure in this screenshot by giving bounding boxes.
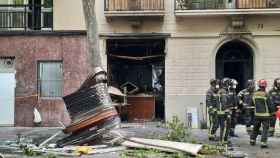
[57,67,120,147]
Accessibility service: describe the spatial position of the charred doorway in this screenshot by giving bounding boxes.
[216,40,253,92]
[107,39,165,121]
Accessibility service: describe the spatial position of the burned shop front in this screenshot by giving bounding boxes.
[106,38,166,122]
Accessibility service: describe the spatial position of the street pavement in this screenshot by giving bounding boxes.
[0,123,280,158]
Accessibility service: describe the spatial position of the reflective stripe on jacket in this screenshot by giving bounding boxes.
[253,90,271,117]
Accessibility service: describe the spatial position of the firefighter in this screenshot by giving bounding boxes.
[206,79,220,140]
[228,79,239,137]
[238,80,255,134]
[217,78,232,145]
[268,78,280,136]
[250,79,274,148]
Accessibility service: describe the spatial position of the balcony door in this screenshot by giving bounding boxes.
[28,0,52,30]
[0,0,52,30]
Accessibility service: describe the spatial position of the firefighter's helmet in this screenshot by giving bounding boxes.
[273,78,280,89]
[230,79,238,89]
[247,79,255,91]
[221,78,230,88]
[258,79,267,88]
[210,79,216,86]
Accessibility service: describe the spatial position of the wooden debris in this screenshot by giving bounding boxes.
[121,137,203,156]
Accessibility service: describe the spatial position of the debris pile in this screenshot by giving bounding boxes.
[0,123,207,157]
[0,67,209,157]
[57,67,121,147]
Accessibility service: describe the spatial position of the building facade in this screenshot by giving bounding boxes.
[97,0,280,126]
[0,0,88,126]
[1,0,280,127]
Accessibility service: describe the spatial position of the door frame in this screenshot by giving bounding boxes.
[215,40,254,90]
[0,72,16,126]
[210,36,261,81]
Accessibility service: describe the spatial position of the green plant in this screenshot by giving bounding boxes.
[164,116,194,143]
[23,147,39,157]
[199,144,225,155]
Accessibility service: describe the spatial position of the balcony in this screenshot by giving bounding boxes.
[104,0,165,17]
[175,0,280,16]
[0,4,53,31]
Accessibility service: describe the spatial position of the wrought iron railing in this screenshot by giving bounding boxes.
[104,0,165,11]
[0,4,53,30]
[175,0,280,10]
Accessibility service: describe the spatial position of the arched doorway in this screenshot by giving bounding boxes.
[216,40,254,92]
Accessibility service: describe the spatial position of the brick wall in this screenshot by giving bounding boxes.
[0,34,89,127]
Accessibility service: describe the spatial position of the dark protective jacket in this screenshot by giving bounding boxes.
[268,87,280,112]
[238,88,254,108]
[227,89,238,109]
[217,88,230,114]
[206,87,219,110]
[253,89,274,118]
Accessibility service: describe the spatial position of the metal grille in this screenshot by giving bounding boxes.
[175,0,280,10]
[105,0,165,11]
[63,83,113,120]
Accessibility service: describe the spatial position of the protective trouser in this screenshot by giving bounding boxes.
[269,115,276,136]
[208,111,219,139]
[230,109,238,136]
[218,113,231,145]
[250,118,270,145]
[244,108,255,132]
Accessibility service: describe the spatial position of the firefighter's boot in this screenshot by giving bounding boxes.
[250,139,256,146]
[260,142,268,148]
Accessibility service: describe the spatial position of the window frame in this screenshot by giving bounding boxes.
[37,60,63,99]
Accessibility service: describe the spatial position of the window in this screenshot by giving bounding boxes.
[0,0,53,30]
[38,61,63,98]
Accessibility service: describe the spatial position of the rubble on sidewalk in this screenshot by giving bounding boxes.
[0,123,219,158]
[0,68,213,157]
[0,141,126,157]
[57,67,121,147]
[0,67,125,157]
